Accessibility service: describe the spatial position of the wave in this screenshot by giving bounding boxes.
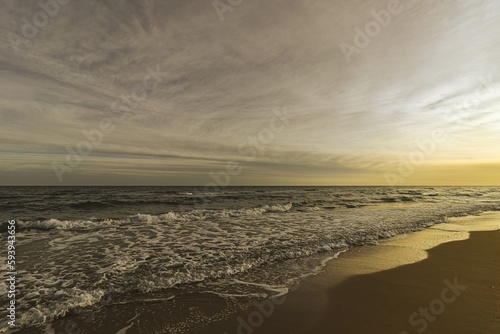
[379,196,416,203]
[16,289,105,329]
[15,203,294,231]
[6,208,467,331]
[69,199,183,209]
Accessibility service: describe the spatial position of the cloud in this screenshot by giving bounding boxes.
[0,0,499,185]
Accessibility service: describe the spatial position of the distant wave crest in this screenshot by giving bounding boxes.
[17,203,294,231]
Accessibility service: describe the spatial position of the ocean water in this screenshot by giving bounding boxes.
[1,186,499,332]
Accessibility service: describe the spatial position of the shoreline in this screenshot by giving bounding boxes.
[192,212,500,334]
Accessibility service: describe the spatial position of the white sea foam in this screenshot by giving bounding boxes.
[17,203,294,230]
[17,289,105,328]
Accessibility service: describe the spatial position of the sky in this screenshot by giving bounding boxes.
[0,0,499,186]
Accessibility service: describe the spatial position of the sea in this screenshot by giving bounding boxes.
[1,186,499,332]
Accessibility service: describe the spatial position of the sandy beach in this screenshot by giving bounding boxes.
[17,212,500,334]
[194,212,500,334]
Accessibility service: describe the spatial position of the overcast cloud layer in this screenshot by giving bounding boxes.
[1,0,499,185]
